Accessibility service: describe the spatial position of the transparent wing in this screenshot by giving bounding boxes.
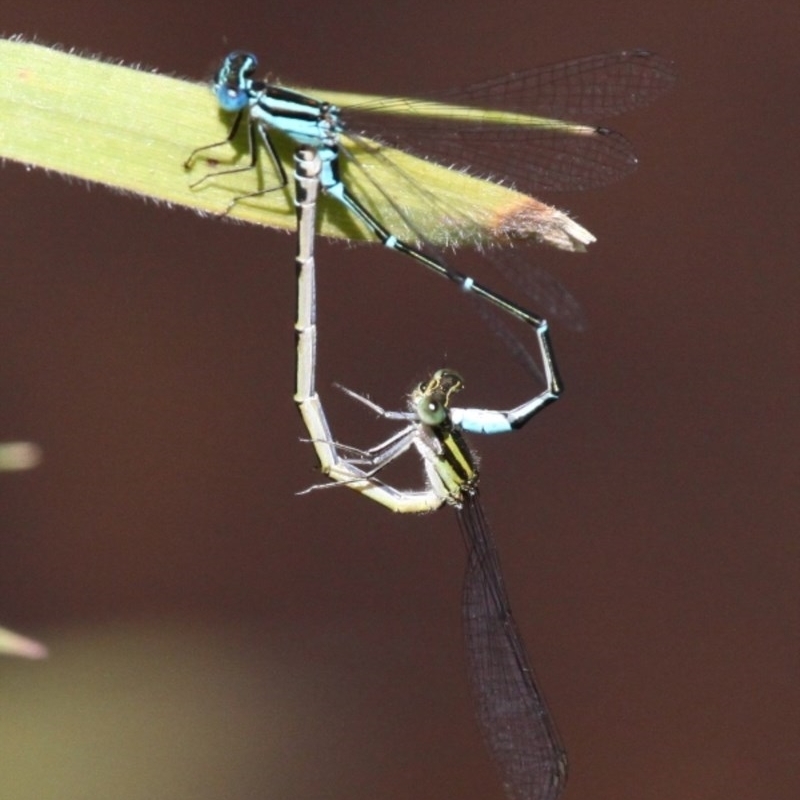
[487,249,587,332]
[343,50,677,192]
[337,140,586,336]
[458,491,567,800]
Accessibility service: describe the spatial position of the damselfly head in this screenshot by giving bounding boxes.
[412,369,465,426]
[214,51,258,111]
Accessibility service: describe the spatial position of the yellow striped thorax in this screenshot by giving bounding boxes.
[412,370,478,505]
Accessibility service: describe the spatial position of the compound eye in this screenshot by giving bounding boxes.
[216,86,249,112]
[417,398,446,426]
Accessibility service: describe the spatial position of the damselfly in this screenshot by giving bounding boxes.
[189,49,676,331]
[293,147,566,800]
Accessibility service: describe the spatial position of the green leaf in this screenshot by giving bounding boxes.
[0,37,592,251]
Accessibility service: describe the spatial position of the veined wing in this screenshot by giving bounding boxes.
[458,491,567,800]
[343,50,677,193]
[335,137,587,331]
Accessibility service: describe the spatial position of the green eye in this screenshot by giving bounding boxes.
[417,398,446,426]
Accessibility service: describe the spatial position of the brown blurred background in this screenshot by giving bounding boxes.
[1,2,797,799]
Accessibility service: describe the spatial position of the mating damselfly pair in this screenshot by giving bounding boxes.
[187,48,675,800]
